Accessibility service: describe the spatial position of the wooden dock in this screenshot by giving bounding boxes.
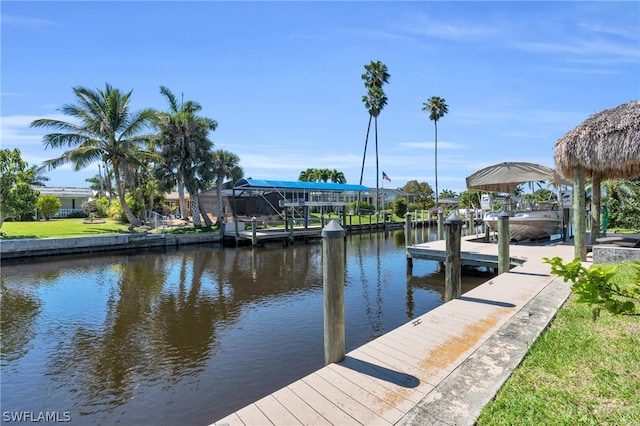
[223,225,324,245]
[406,235,572,268]
[212,238,576,425]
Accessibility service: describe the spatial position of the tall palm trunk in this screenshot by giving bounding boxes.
[104,163,114,203]
[357,114,373,215]
[183,178,202,227]
[190,190,202,227]
[114,163,140,226]
[177,176,187,219]
[434,121,439,211]
[375,116,379,214]
[216,176,225,226]
[199,195,213,227]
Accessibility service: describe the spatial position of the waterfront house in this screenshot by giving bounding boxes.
[33,186,95,218]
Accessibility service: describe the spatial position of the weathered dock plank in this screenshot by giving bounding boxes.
[301,373,391,425]
[316,366,407,422]
[254,395,302,425]
[271,387,331,426]
[287,380,361,426]
[325,363,418,414]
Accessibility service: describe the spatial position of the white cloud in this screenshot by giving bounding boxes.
[0,14,58,28]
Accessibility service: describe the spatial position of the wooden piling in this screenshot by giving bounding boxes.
[288,217,294,244]
[437,209,444,240]
[445,214,462,301]
[405,212,413,268]
[498,211,510,274]
[251,216,257,247]
[322,220,346,365]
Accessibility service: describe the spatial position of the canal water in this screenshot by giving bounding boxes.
[1,227,489,425]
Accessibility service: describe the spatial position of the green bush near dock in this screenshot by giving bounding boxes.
[477,261,640,425]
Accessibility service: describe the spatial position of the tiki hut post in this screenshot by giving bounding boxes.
[573,167,587,261]
[591,174,601,243]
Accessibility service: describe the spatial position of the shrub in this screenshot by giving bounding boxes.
[91,196,109,217]
[393,197,407,218]
[349,201,374,215]
[36,195,61,220]
[407,202,426,215]
[66,210,87,218]
[544,257,640,320]
[107,199,127,222]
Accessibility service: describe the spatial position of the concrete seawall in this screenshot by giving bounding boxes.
[0,232,222,260]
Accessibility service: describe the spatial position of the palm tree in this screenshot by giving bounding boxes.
[363,85,388,214]
[182,148,214,227]
[422,96,448,212]
[359,61,389,214]
[329,169,346,184]
[439,189,457,199]
[30,84,156,226]
[211,150,242,226]
[298,168,319,182]
[318,168,331,183]
[156,86,217,226]
[28,165,49,186]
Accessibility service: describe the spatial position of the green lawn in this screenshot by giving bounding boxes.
[0,218,132,239]
[477,262,640,426]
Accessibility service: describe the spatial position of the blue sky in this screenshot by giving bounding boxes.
[2,1,638,195]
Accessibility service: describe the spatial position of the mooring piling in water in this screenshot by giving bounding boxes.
[322,220,346,365]
[405,212,413,268]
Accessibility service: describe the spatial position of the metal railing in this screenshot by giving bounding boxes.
[54,208,85,218]
[144,210,176,229]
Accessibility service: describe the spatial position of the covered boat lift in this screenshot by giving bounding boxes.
[226,179,370,244]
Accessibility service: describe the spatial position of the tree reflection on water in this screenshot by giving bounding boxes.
[1,229,488,424]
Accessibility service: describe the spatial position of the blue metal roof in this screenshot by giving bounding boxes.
[234,179,368,192]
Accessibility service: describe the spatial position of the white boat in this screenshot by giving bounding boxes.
[484,207,563,241]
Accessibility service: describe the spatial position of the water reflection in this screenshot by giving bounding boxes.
[1,228,488,425]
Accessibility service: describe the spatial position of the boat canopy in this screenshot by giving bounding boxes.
[466,162,566,193]
[233,178,369,192]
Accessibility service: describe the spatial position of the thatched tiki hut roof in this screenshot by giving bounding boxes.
[554,100,640,180]
[554,100,640,260]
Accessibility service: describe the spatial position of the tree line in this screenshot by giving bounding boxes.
[18,84,243,228]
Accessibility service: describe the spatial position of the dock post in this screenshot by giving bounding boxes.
[322,220,346,365]
[498,211,510,274]
[405,212,413,268]
[437,209,444,240]
[445,214,462,301]
[289,217,294,244]
[251,216,257,247]
[484,220,490,242]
